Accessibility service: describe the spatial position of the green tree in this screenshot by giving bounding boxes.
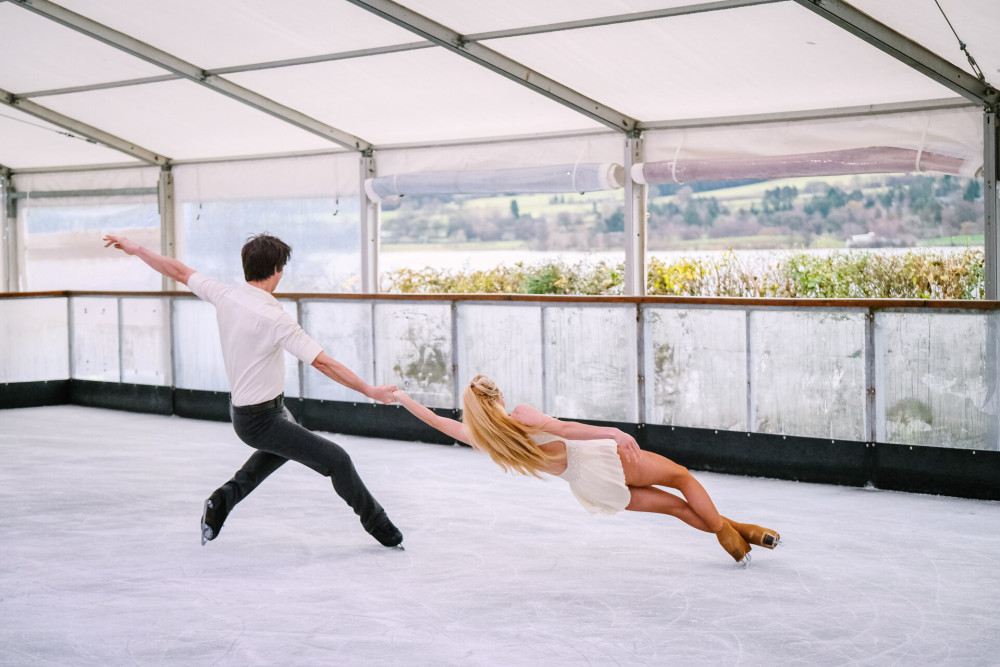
[510,199,520,218]
[964,179,982,202]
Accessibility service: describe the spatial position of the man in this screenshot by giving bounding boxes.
[103,232,403,548]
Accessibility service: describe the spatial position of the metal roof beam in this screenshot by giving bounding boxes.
[344,0,638,133]
[467,0,783,40]
[0,87,168,165]
[19,43,434,98]
[11,0,373,151]
[792,0,998,107]
[22,75,178,99]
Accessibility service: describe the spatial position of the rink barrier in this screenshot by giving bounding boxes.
[3,291,1000,500]
[0,379,69,409]
[6,380,998,500]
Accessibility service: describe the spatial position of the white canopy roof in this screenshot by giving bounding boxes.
[1,0,997,171]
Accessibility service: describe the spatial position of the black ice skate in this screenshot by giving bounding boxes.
[200,490,230,546]
[365,513,404,549]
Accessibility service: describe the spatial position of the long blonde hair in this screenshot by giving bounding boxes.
[462,375,553,477]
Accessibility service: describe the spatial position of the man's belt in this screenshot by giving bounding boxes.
[231,394,284,415]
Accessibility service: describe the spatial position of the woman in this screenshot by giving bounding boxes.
[393,375,779,566]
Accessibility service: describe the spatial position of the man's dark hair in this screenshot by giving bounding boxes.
[241,233,292,282]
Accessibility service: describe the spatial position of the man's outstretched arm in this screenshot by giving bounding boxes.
[103,234,195,286]
[311,352,397,404]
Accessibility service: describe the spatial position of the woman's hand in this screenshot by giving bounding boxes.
[613,430,641,463]
[368,384,397,404]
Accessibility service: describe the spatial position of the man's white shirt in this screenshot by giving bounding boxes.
[188,272,322,407]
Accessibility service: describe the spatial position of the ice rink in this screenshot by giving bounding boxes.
[2,405,998,666]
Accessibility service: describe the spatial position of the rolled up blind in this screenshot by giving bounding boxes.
[365,162,624,202]
[631,147,966,185]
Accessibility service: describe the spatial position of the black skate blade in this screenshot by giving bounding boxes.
[200,499,214,546]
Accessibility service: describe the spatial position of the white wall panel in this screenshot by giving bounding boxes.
[0,297,69,383]
[302,301,374,403]
[374,301,453,408]
[71,296,119,382]
[750,309,867,440]
[456,303,544,410]
[543,304,637,422]
[876,312,994,448]
[172,298,227,392]
[644,306,746,430]
[121,297,171,386]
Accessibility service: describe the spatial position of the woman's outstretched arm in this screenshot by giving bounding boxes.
[511,403,641,463]
[393,390,473,446]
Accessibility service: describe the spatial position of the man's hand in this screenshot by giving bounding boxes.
[101,233,194,285]
[103,234,141,255]
[369,384,398,405]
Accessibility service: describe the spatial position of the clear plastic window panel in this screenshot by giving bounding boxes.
[0,297,69,383]
[543,305,638,422]
[301,300,374,403]
[876,312,995,449]
[374,302,453,409]
[750,310,867,440]
[181,198,361,293]
[171,298,228,393]
[24,202,160,291]
[378,187,625,289]
[71,297,120,382]
[456,303,544,410]
[120,297,172,386]
[644,306,747,431]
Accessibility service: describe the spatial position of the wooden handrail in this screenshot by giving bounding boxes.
[3,289,999,310]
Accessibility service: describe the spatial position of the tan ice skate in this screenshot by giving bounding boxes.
[725,517,780,549]
[715,521,752,567]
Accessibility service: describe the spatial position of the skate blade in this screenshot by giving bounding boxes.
[736,553,752,569]
[200,499,213,546]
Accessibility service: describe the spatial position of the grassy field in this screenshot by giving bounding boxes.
[919,234,985,247]
[381,173,983,253]
[649,173,891,212]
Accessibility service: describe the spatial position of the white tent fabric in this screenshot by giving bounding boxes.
[1,0,996,172]
[485,3,956,120]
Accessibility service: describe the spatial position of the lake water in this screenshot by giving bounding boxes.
[379,245,978,274]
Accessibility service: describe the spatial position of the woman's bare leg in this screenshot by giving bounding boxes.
[626,486,715,532]
[621,451,724,533]
[622,451,751,563]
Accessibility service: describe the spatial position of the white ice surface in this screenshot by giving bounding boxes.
[1,406,998,666]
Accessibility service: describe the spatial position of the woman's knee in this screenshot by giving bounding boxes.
[669,465,696,489]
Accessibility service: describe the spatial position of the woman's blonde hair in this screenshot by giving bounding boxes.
[462,375,553,477]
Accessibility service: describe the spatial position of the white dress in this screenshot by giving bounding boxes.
[531,433,632,515]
